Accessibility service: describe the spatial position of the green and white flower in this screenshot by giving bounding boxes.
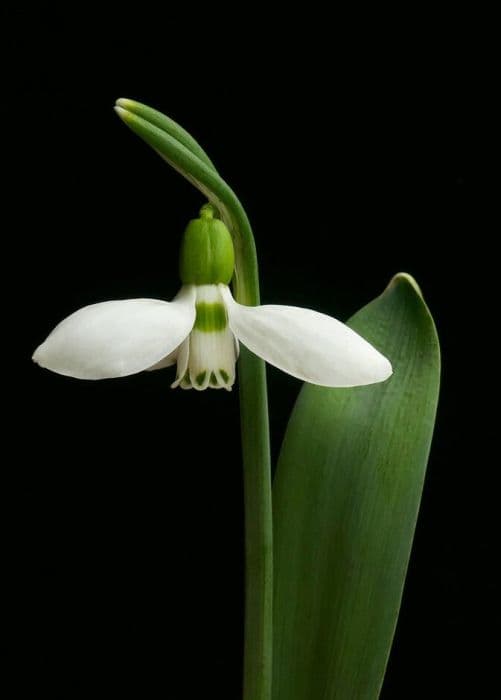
[33,206,392,391]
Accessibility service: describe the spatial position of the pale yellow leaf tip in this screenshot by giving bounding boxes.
[387,272,423,298]
[115,97,134,110]
[113,105,130,121]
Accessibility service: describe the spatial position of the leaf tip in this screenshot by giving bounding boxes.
[115,97,139,113]
[113,104,126,116]
[113,104,132,123]
[387,272,423,298]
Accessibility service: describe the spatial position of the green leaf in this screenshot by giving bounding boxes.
[272,273,440,700]
[116,98,217,170]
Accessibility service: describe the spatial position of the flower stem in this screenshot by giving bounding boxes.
[113,103,273,697]
[238,347,272,700]
[210,179,272,700]
[228,205,273,700]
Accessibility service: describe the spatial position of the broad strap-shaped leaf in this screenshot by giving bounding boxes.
[272,273,440,700]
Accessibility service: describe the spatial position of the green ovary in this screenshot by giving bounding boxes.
[179,204,235,285]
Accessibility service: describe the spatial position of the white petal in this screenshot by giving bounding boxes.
[220,286,392,387]
[146,349,178,371]
[33,286,196,380]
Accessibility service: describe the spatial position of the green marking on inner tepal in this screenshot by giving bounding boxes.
[194,302,228,332]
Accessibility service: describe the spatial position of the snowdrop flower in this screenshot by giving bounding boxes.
[33,205,392,391]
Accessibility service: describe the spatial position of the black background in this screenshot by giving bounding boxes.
[4,7,496,698]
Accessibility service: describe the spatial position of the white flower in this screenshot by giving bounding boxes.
[32,282,392,391]
[33,204,392,390]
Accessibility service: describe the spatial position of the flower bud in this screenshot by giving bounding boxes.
[179,204,235,285]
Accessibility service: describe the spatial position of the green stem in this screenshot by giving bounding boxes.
[230,215,272,700]
[218,195,273,700]
[239,347,272,700]
[218,201,273,700]
[114,102,274,700]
